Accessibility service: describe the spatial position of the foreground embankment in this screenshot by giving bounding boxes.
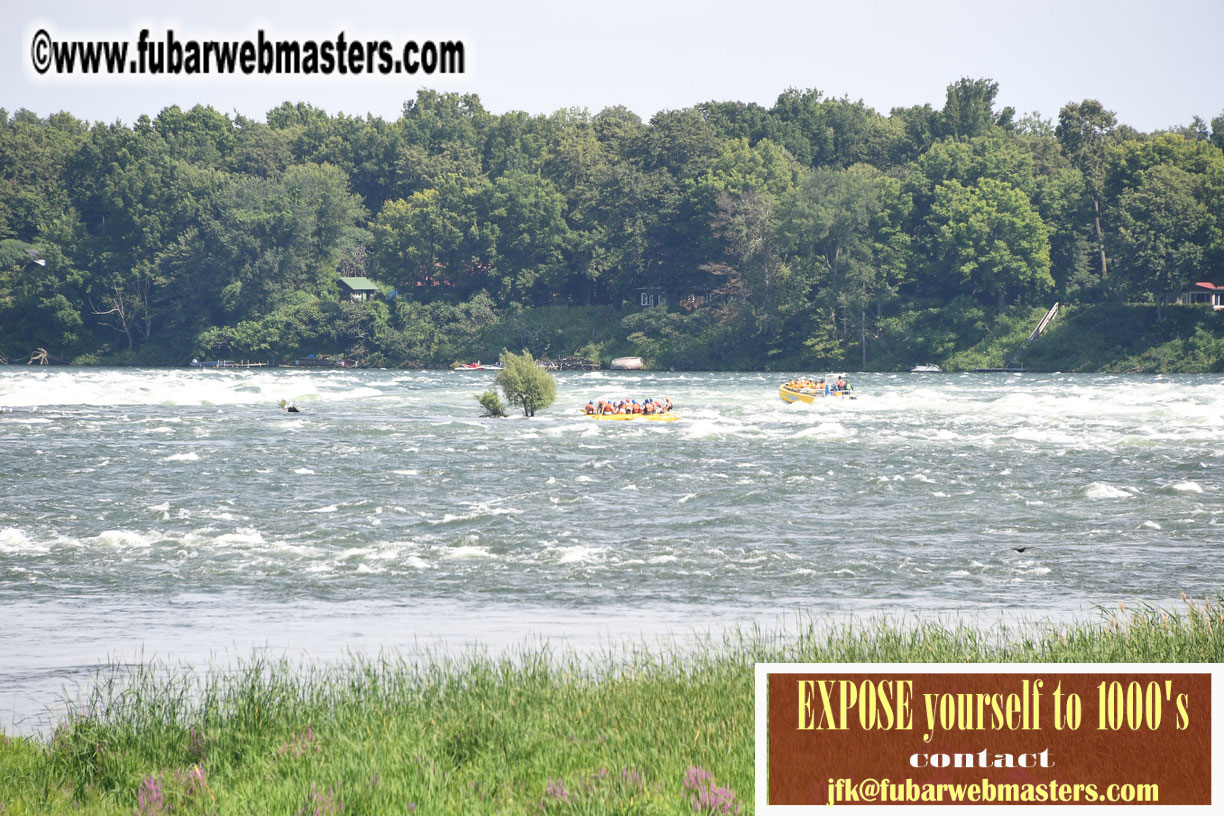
[1,602,1220,815]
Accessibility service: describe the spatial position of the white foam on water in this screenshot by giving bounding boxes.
[392,470,419,476]
[677,493,696,503]
[213,529,266,548]
[444,546,494,559]
[1141,521,1162,530]
[557,545,602,564]
[1010,427,1074,444]
[293,468,315,475]
[93,530,153,549]
[0,368,400,408]
[682,419,728,439]
[307,505,339,514]
[163,451,199,462]
[648,555,678,564]
[794,422,852,439]
[1169,481,1204,493]
[428,504,523,526]
[1084,482,1133,500]
[0,528,44,554]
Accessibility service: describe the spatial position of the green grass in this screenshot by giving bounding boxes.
[2,600,1221,814]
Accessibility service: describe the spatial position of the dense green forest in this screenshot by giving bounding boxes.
[2,79,1223,370]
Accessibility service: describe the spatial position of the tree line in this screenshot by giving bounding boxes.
[1,79,1222,368]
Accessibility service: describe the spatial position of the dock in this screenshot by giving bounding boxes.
[973,303,1060,373]
[190,360,269,368]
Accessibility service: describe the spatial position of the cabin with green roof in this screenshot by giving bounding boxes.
[338,276,379,303]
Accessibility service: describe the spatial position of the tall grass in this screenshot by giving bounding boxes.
[1,600,1220,814]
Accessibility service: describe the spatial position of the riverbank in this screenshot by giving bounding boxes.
[946,303,1224,373]
[1,601,1219,815]
[14,300,1224,374]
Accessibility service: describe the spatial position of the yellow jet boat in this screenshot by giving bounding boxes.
[779,374,857,403]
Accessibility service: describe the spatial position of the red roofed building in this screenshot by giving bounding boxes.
[1177,282,1224,310]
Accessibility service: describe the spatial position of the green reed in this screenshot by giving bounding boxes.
[1,599,1219,814]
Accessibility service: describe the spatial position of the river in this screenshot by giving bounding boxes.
[2,367,1221,732]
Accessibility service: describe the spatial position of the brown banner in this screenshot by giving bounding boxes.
[767,671,1211,806]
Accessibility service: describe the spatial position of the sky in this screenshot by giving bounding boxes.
[3,0,1222,133]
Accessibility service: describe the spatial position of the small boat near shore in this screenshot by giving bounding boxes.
[910,364,942,373]
[455,361,503,371]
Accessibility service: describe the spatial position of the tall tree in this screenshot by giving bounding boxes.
[703,189,794,348]
[779,166,910,366]
[1211,111,1224,153]
[480,171,570,303]
[371,190,465,290]
[1056,100,1117,276]
[928,178,1052,313]
[940,78,1014,140]
[1111,163,1208,315]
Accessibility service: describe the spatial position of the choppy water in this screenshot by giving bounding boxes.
[2,367,1222,730]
